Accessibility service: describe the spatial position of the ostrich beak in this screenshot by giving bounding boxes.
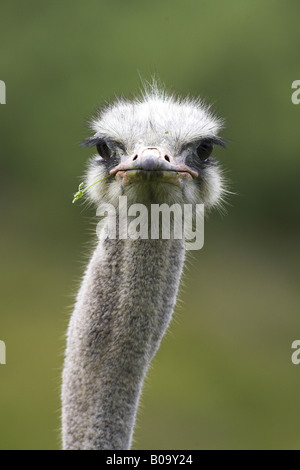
[110,147,198,185]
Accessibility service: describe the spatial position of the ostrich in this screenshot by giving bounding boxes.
[62,83,226,450]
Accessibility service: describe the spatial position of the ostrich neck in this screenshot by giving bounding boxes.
[62,231,185,450]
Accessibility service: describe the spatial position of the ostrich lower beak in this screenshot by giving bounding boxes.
[112,169,195,186]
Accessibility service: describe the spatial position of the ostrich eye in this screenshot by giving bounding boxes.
[96,142,111,160]
[196,140,214,162]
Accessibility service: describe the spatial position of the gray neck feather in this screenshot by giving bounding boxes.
[62,228,185,449]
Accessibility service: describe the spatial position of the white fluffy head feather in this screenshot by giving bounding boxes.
[90,83,223,153]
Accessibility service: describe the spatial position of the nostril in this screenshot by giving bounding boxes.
[133,155,138,161]
[164,155,170,162]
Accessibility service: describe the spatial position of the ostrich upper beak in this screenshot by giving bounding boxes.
[110,147,198,185]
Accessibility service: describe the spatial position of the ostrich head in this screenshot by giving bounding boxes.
[83,84,226,209]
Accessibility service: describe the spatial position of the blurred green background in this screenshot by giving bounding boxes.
[1,0,300,450]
